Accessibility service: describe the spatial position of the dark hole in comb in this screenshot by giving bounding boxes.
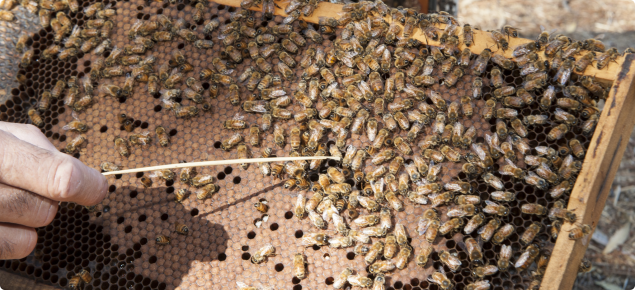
[190,209,199,216]
[176,4,185,10]
[154,105,162,112]
[140,122,148,129]
[241,253,251,260]
[160,214,168,221]
[325,277,334,285]
[312,245,320,251]
[217,172,225,180]
[117,217,124,224]
[247,231,256,239]
[124,226,132,233]
[285,211,293,219]
[293,285,302,290]
[224,166,233,174]
[138,215,145,222]
[295,230,303,238]
[108,185,116,192]
[169,129,177,136]
[346,252,355,260]
[136,172,143,178]
[178,43,185,49]
[165,180,174,186]
[149,256,157,263]
[233,176,241,184]
[114,174,122,179]
[129,191,138,198]
[242,246,249,251]
[275,263,284,272]
[269,223,278,231]
[166,187,174,193]
[100,126,108,133]
[213,141,222,148]
[218,253,226,261]
[291,277,301,285]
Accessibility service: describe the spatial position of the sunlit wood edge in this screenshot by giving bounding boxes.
[211,0,621,84]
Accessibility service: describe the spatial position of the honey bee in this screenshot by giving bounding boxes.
[513,244,541,272]
[428,268,453,290]
[434,250,461,272]
[68,275,85,290]
[471,264,499,278]
[59,133,85,154]
[471,48,492,75]
[568,224,593,240]
[251,244,275,264]
[252,201,269,214]
[329,268,353,290]
[437,217,462,235]
[23,106,47,128]
[150,234,172,247]
[364,240,384,265]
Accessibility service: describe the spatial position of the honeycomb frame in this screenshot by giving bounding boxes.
[1,0,635,290]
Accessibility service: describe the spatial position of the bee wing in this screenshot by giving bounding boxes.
[471,143,487,161]
[505,158,518,169]
[477,224,487,235]
[233,113,245,121]
[417,217,431,236]
[371,178,384,195]
[500,244,512,259]
[456,240,467,252]
[485,133,501,152]
[514,251,529,268]
[527,170,539,178]
[236,282,250,289]
[484,200,498,207]
[71,110,80,121]
[554,108,567,120]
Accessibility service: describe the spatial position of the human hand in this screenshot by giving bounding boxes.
[0,122,108,260]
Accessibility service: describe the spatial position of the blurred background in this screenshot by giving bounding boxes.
[0,0,634,289]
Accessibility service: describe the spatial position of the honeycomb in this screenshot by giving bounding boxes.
[1,0,603,289]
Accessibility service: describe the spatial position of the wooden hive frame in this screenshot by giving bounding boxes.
[209,0,635,289]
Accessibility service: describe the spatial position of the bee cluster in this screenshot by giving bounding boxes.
[2,0,622,288]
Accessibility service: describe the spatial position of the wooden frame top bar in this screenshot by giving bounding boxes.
[212,0,623,83]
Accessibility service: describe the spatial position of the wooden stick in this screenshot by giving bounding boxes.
[101,156,341,176]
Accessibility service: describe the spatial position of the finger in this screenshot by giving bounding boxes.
[0,223,37,260]
[0,130,108,206]
[0,183,58,228]
[0,122,57,152]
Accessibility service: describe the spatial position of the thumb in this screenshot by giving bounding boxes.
[0,130,108,206]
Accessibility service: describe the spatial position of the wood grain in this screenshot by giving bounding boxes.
[211,0,624,83]
[541,54,635,290]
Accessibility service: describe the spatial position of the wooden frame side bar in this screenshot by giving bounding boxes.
[211,0,624,83]
[541,54,635,290]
